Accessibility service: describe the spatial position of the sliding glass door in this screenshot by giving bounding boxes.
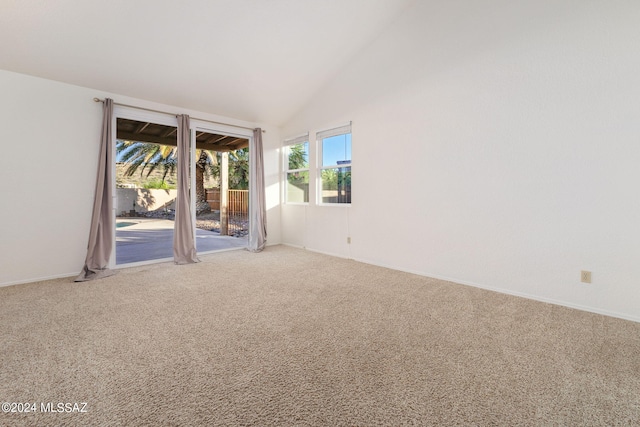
[114,112,179,265]
[110,107,252,267]
[190,125,251,255]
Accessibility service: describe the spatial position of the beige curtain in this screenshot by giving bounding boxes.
[173,115,199,264]
[248,128,267,252]
[76,98,117,281]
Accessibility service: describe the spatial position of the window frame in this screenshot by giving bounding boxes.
[283,134,310,204]
[317,124,352,206]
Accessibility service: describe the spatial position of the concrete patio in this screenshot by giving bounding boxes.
[116,219,247,264]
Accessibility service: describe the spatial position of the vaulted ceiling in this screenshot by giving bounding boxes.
[0,0,414,126]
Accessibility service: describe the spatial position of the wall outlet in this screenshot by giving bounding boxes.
[581,270,592,284]
[347,237,351,244]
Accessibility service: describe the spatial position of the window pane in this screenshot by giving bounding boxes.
[321,166,351,204]
[322,133,351,167]
[287,171,309,203]
[287,142,308,170]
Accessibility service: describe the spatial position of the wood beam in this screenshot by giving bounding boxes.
[162,128,177,138]
[205,134,229,144]
[116,130,177,146]
[215,136,232,145]
[117,130,248,151]
[222,137,242,146]
[196,140,249,151]
[134,122,151,134]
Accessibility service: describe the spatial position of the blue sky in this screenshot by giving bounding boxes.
[322,134,351,166]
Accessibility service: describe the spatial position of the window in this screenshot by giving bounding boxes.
[318,124,351,204]
[284,134,309,203]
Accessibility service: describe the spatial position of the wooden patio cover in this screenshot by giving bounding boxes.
[116,118,249,151]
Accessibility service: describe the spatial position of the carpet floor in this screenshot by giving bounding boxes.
[1,245,639,426]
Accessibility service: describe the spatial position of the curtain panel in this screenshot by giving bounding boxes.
[76,98,116,282]
[248,128,267,252]
[173,114,199,264]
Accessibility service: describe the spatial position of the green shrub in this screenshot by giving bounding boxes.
[142,179,175,190]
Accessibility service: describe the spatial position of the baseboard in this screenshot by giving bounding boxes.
[280,242,305,250]
[0,271,78,288]
[283,243,352,260]
[446,275,640,324]
[303,250,640,325]
[5,245,638,324]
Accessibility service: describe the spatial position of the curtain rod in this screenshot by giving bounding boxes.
[93,98,265,133]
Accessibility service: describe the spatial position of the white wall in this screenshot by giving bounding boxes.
[0,70,281,286]
[281,0,640,322]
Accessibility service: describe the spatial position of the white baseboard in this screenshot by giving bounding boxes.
[0,272,78,288]
[280,242,304,250]
[282,245,640,324]
[351,255,640,324]
[5,244,639,324]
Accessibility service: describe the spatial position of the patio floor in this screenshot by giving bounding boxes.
[116,219,247,264]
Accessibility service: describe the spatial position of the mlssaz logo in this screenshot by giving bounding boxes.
[40,402,88,413]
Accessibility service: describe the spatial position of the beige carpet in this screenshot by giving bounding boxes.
[1,245,639,426]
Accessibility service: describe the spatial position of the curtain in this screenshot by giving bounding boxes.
[173,114,199,264]
[76,98,116,281]
[248,128,267,252]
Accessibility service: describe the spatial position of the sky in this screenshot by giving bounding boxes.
[322,134,352,166]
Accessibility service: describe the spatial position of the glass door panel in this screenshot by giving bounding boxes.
[115,118,178,265]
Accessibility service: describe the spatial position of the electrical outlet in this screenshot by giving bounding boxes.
[581,270,592,284]
[347,237,351,244]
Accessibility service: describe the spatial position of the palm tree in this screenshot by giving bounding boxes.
[195,149,218,213]
[228,148,249,190]
[117,140,219,214]
[288,143,307,170]
[117,140,178,183]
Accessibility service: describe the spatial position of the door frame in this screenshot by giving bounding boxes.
[109,106,253,267]
[190,120,253,254]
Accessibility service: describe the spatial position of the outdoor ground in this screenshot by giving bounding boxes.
[116,218,247,264]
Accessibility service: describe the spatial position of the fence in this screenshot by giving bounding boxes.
[206,188,221,211]
[206,189,249,236]
[116,188,177,217]
[227,190,248,236]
